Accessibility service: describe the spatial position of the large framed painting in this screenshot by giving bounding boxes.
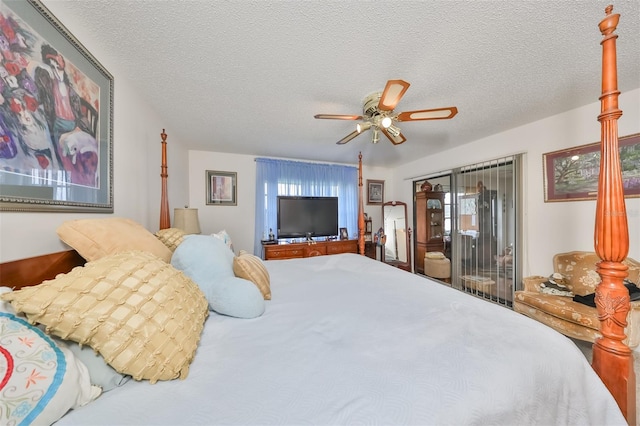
[543,133,640,202]
[0,0,113,212]
[206,170,237,206]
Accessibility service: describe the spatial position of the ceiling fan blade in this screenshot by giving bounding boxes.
[381,128,407,145]
[336,130,362,145]
[378,79,410,111]
[314,114,363,120]
[396,107,458,122]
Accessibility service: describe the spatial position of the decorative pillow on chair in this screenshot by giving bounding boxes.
[172,235,265,318]
[2,251,209,384]
[233,250,271,300]
[155,227,187,252]
[0,288,101,425]
[57,217,172,262]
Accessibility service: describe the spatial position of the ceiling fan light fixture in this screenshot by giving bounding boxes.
[387,124,401,137]
[356,122,372,133]
[372,128,380,144]
[380,116,392,128]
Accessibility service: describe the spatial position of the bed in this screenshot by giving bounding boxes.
[0,247,628,425]
[12,253,628,425]
[0,5,634,426]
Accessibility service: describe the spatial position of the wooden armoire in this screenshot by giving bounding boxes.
[414,190,446,274]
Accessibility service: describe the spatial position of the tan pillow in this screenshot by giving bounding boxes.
[57,217,172,262]
[155,227,187,252]
[1,251,209,384]
[233,250,271,300]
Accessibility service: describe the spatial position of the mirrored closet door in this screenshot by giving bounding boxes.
[414,154,521,308]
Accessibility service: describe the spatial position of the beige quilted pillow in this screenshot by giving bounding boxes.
[57,217,172,262]
[233,250,271,300]
[155,227,187,252]
[1,251,208,384]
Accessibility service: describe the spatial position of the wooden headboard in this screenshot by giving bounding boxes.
[0,5,634,423]
[0,249,85,290]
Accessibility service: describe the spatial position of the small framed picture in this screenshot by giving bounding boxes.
[339,227,349,240]
[367,180,384,205]
[206,170,237,205]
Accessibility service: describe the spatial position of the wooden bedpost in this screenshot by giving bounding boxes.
[357,152,365,255]
[591,5,636,424]
[159,129,170,230]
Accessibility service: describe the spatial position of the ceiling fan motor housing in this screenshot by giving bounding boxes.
[363,92,383,118]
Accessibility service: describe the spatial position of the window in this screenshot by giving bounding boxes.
[253,158,358,255]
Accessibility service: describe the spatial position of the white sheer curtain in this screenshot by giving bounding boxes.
[253,158,358,255]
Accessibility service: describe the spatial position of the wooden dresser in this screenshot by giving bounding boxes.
[263,239,358,260]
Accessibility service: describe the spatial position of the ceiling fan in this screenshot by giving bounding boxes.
[314,79,458,145]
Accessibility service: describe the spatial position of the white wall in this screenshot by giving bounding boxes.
[394,88,640,276]
[186,151,392,255]
[361,165,395,238]
[186,151,256,253]
[0,2,190,262]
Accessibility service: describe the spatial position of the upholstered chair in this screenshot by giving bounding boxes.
[514,251,640,348]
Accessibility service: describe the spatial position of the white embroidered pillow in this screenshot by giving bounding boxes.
[0,287,101,424]
[211,229,234,253]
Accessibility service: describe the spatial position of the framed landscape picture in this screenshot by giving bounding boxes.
[543,133,640,202]
[0,0,113,212]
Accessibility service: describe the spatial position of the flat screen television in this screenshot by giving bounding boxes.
[277,196,339,239]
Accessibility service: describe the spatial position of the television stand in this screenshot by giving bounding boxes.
[262,239,357,260]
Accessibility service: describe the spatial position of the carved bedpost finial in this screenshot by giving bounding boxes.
[599,5,619,37]
[159,129,170,230]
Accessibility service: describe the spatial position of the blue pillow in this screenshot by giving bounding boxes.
[171,235,265,318]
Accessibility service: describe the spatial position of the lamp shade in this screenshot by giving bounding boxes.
[371,128,380,144]
[174,208,201,234]
[356,122,371,133]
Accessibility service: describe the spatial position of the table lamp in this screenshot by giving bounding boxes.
[173,207,201,234]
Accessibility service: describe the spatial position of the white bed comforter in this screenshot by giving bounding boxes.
[59,253,626,425]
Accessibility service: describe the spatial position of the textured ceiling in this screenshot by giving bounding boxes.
[45,0,640,167]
